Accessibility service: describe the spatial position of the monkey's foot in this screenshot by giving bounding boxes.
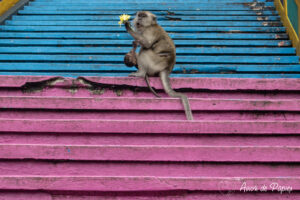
[129,71,146,77]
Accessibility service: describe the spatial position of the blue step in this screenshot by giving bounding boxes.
[0,0,299,78]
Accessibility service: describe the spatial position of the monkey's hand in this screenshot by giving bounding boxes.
[124,21,131,30]
[118,14,131,26]
[124,21,152,49]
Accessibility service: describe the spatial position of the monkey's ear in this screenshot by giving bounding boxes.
[151,15,157,25]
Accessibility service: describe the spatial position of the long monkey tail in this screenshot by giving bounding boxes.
[159,70,194,120]
[145,75,160,98]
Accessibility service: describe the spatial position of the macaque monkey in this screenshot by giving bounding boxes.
[124,11,193,120]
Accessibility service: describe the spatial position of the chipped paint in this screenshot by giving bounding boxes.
[114,89,123,96]
[257,17,269,21]
[165,16,182,21]
[166,11,175,15]
[278,41,286,46]
[90,87,105,95]
[21,77,65,93]
[68,87,78,94]
[67,80,78,94]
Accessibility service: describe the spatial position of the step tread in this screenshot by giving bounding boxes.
[1,96,299,111]
[0,176,297,191]
[1,119,299,134]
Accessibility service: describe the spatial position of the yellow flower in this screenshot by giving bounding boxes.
[118,14,131,26]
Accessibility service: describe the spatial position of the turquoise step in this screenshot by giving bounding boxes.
[0,0,298,78]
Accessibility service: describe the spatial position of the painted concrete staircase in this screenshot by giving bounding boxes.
[0,0,300,199]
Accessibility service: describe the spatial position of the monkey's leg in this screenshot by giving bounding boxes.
[129,70,146,77]
[159,70,194,120]
[128,69,160,97]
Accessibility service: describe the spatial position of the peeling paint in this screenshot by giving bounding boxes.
[278,41,285,47]
[21,77,65,93]
[249,2,258,7]
[77,78,92,87]
[114,89,123,96]
[67,80,79,94]
[257,17,269,21]
[90,88,105,95]
[166,11,175,16]
[68,87,78,94]
[165,16,182,21]
[76,77,163,95]
[251,7,263,11]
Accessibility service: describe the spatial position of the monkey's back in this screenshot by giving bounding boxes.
[149,24,176,72]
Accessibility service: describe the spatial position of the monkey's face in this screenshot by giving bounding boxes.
[133,11,157,30]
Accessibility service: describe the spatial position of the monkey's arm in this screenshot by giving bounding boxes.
[125,22,154,49]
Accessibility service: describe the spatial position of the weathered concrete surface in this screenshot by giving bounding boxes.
[1,75,300,90]
[1,96,299,111]
[0,75,299,199]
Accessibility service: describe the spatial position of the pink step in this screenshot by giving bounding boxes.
[1,119,299,134]
[0,75,299,198]
[0,176,297,192]
[1,96,299,111]
[1,76,299,91]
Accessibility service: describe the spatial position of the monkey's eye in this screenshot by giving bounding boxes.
[138,13,147,18]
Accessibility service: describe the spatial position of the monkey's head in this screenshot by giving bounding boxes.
[133,11,157,30]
